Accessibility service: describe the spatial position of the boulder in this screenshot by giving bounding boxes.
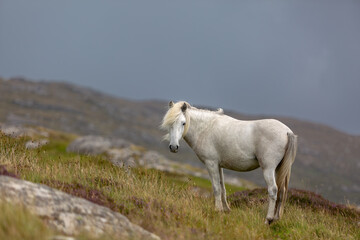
[0,176,160,240]
[106,148,137,168]
[139,150,178,170]
[0,123,49,138]
[66,135,130,155]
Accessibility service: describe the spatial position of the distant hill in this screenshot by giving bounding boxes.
[1,77,359,205]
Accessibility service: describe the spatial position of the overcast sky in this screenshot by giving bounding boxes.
[0,1,359,135]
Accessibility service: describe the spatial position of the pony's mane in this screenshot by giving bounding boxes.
[161,101,188,128]
[161,101,190,137]
[193,107,224,115]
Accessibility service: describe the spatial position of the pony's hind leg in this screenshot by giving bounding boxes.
[262,167,278,224]
[274,186,284,220]
[219,167,231,212]
[204,160,223,211]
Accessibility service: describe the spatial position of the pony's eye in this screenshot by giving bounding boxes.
[182,122,186,126]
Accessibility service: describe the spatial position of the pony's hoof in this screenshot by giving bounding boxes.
[223,207,231,213]
[265,218,273,225]
[223,204,231,212]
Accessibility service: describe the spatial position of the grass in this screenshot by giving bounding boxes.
[164,171,246,195]
[0,202,53,240]
[0,131,359,240]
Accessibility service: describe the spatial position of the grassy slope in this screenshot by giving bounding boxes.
[0,132,359,240]
[1,78,359,205]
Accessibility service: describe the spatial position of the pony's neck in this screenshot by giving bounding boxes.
[183,108,218,149]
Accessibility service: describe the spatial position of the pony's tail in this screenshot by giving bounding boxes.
[275,132,297,219]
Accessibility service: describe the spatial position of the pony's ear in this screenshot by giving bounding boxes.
[169,101,174,108]
[181,102,187,112]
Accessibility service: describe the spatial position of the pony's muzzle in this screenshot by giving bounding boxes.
[169,144,179,153]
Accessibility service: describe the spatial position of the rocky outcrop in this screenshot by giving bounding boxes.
[0,176,160,240]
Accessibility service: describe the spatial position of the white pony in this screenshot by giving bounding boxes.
[161,101,297,224]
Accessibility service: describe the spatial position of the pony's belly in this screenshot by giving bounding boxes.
[220,157,260,172]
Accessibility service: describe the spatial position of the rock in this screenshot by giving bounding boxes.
[110,137,132,149]
[0,123,49,138]
[106,148,137,168]
[66,135,130,155]
[67,135,112,155]
[139,150,176,169]
[25,139,49,149]
[0,124,34,137]
[0,176,160,240]
[1,124,50,149]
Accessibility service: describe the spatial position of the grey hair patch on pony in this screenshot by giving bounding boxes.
[181,102,188,112]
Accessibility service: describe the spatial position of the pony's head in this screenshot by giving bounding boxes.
[161,101,190,153]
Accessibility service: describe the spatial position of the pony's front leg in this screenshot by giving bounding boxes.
[219,167,231,212]
[204,160,223,211]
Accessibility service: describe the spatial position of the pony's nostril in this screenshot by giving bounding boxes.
[169,145,178,152]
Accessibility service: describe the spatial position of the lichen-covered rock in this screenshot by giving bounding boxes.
[0,176,160,240]
[0,123,49,138]
[66,135,130,155]
[106,148,137,168]
[66,135,112,155]
[25,139,49,149]
[139,150,182,171]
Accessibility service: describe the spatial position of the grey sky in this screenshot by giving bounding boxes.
[1,0,359,134]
